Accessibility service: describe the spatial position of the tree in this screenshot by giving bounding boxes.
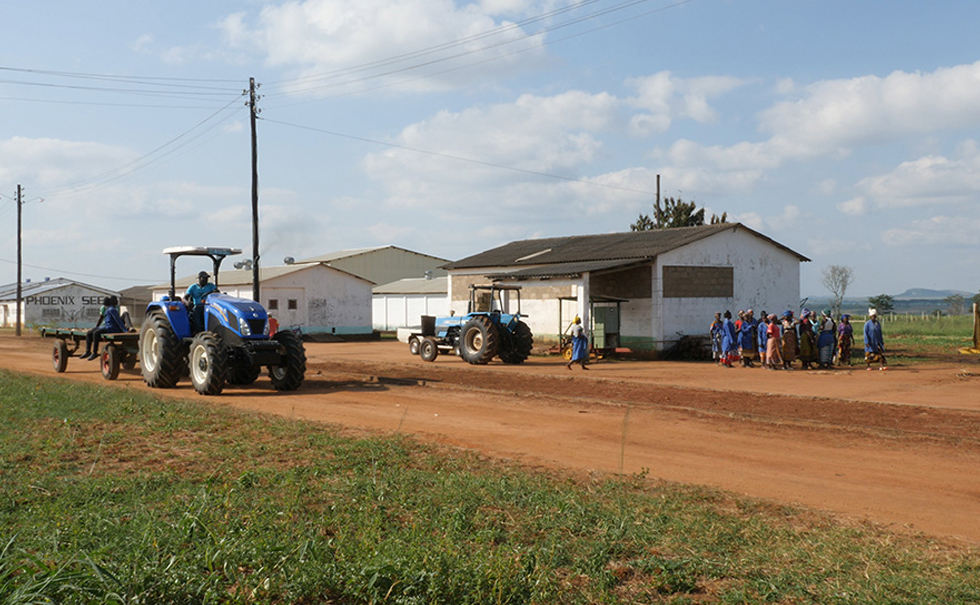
[631,197,727,231]
[867,294,894,315]
[944,294,966,315]
[821,265,854,318]
[972,290,980,308]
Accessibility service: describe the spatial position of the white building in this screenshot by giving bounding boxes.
[442,223,809,352]
[0,278,119,330]
[372,276,450,331]
[152,263,374,337]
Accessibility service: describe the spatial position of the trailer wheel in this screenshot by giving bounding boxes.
[408,336,420,356]
[101,345,121,381]
[499,320,533,364]
[419,337,439,362]
[269,330,306,391]
[189,331,226,395]
[139,311,184,388]
[459,316,499,364]
[51,340,69,373]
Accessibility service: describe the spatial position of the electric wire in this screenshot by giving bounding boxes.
[0,257,152,283]
[36,93,246,199]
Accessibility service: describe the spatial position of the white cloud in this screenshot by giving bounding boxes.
[626,71,744,135]
[836,196,867,216]
[881,216,980,247]
[760,61,980,158]
[855,150,980,208]
[225,0,551,95]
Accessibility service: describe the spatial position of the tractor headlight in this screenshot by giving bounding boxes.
[239,316,252,336]
[263,320,271,336]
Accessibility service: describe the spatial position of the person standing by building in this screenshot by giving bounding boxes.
[864,309,887,370]
[757,310,769,367]
[798,309,818,370]
[566,316,589,370]
[709,312,724,365]
[836,314,854,366]
[817,309,837,369]
[765,314,783,369]
[780,310,798,370]
[720,310,738,368]
[738,309,758,368]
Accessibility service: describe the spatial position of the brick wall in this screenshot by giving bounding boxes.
[661,265,733,298]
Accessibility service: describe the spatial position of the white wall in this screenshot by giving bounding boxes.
[2,284,116,329]
[373,294,450,330]
[653,228,801,346]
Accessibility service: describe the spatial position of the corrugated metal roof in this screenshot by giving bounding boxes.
[373,276,448,295]
[0,278,118,301]
[298,245,450,265]
[152,262,372,291]
[443,223,809,270]
[484,259,649,280]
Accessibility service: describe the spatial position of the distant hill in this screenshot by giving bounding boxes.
[893,288,973,300]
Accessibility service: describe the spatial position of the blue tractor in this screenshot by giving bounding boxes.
[413,283,533,364]
[139,246,306,395]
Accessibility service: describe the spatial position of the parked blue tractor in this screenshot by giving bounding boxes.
[139,246,306,395]
[409,284,533,364]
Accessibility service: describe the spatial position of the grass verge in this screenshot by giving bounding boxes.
[1,370,978,604]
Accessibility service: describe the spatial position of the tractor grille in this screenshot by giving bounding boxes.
[248,319,266,335]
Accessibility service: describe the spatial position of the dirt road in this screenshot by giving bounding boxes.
[4,334,980,544]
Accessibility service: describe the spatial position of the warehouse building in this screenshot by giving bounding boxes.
[442,223,809,353]
[372,275,450,331]
[0,278,119,330]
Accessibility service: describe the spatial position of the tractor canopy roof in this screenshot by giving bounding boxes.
[162,246,242,258]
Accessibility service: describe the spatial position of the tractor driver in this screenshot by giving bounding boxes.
[185,271,217,332]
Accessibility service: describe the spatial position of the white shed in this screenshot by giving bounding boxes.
[151,263,374,337]
[372,276,450,331]
[0,278,119,330]
[443,223,809,353]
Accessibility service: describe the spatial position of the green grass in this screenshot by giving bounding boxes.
[2,370,979,604]
[849,315,977,365]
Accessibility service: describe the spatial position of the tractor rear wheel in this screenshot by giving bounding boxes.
[139,311,184,388]
[269,330,306,391]
[499,320,533,364]
[459,316,500,364]
[189,331,226,395]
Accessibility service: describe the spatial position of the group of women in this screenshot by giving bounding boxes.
[709,307,878,370]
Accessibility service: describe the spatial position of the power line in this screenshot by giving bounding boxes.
[0,256,154,284]
[262,116,658,197]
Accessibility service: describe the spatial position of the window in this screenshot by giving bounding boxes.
[41,308,62,318]
[287,299,298,310]
[267,299,278,310]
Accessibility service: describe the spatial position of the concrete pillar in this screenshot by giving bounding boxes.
[650,260,663,350]
[577,273,591,341]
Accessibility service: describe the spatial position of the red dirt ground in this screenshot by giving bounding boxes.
[3,333,980,544]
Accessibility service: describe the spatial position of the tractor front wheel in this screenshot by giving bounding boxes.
[459,316,500,365]
[189,331,226,395]
[269,330,306,391]
[419,337,439,362]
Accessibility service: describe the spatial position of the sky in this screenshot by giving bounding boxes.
[1,0,979,299]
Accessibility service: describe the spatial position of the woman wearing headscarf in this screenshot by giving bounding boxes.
[836,314,854,366]
[765,314,782,369]
[709,312,723,365]
[720,310,738,368]
[780,310,798,369]
[738,309,758,368]
[817,309,837,369]
[798,309,818,370]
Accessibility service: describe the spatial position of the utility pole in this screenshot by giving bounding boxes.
[15,184,23,336]
[248,77,261,303]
